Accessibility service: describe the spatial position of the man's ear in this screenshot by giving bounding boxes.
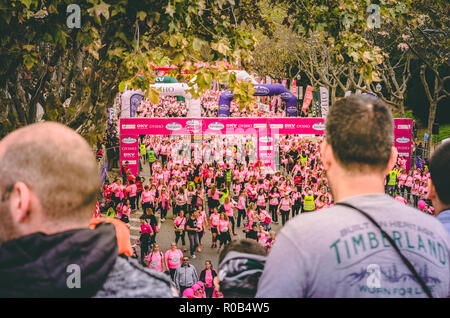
[384,146,398,175]
[427,179,437,201]
[9,182,32,224]
[320,140,332,170]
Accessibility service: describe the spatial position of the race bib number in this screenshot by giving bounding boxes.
[172,257,179,264]
[150,260,158,268]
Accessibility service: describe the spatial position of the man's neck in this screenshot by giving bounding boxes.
[332,172,386,202]
[435,205,450,217]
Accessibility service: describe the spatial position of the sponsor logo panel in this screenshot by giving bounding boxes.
[166,122,182,131]
[396,137,410,144]
[122,137,137,144]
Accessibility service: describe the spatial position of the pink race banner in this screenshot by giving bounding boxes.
[393,119,413,172]
[302,85,313,112]
[120,117,412,175]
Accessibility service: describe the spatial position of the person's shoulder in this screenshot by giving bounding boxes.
[94,257,177,298]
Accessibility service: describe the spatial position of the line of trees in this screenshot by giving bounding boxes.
[246,0,449,153]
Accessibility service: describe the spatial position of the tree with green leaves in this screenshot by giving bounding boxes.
[0,0,270,142]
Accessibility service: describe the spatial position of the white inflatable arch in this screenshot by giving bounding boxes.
[120,83,201,118]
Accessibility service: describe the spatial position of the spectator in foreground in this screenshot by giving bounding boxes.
[217,239,266,298]
[427,141,450,235]
[256,95,450,298]
[0,122,177,298]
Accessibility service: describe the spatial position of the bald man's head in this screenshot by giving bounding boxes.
[0,122,100,224]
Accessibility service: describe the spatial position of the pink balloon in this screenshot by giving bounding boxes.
[418,200,426,210]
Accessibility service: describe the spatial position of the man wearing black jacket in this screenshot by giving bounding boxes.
[0,123,176,298]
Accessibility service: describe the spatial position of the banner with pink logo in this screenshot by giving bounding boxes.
[120,117,412,175]
[393,119,413,172]
[120,134,139,175]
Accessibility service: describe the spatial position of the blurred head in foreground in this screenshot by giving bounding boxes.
[218,239,267,298]
[0,122,99,244]
[320,95,397,200]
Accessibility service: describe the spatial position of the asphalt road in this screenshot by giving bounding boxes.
[123,161,284,273]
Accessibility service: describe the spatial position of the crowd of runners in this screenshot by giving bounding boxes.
[134,89,290,118]
[97,93,435,298]
[1,94,449,299]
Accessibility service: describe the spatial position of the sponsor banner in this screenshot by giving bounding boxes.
[302,86,313,112]
[253,123,267,129]
[269,124,283,129]
[120,133,139,176]
[393,119,413,172]
[119,118,411,174]
[268,118,325,135]
[320,87,329,118]
[254,85,271,96]
[312,89,321,117]
[203,118,267,135]
[291,80,296,96]
[151,83,188,97]
[121,160,137,165]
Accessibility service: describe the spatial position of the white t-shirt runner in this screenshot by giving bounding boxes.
[256,194,450,298]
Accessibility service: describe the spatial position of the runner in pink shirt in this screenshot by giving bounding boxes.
[147,244,166,272]
[165,242,184,280]
[257,225,269,246]
[245,203,257,231]
[217,213,232,251]
[173,210,187,252]
[119,199,131,224]
[269,187,280,224]
[199,260,217,298]
[256,188,267,212]
[223,197,237,236]
[139,216,153,265]
[278,193,293,226]
[209,208,220,248]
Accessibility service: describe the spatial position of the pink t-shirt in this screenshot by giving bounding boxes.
[405,176,413,187]
[165,249,183,269]
[141,191,151,203]
[205,269,214,288]
[147,251,163,271]
[280,198,291,211]
[257,194,266,206]
[208,189,220,200]
[140,223,153,234]
[269,193,280,205]
[218,219,230,232]
[238,196,246,210]
[210,213,220,227]
[127,184,137,197]
[197,215,205,230]
[224,203,234,217]
[258,231,268,245]
[174,216,186,230]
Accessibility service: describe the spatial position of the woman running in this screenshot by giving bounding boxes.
[199,260,218,298]
[173,210,187,252]
[217,212,232,252]
[209,208,220,248]
[278,193,293,226]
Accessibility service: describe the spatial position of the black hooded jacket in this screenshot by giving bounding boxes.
[0,222,176,298]
[0,223,117,297]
